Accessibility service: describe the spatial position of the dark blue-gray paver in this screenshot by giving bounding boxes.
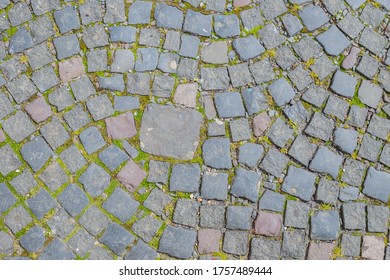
[47,208,75,239]
[284,200,310,229]
[98,145,129,172]
[259,147,289,178]
[6,75,38,105]
[54,6,80,34]
[39,239,75,260]
[223,230,249,256]
[20,226,45,253]
[26,189,57,220]
[79,206,110,237]
[79,163,110,198]
[173,199,199,228]
[317,25,350,56]
[214,92,245,118]
[128,1,152,25]
[202,138,232,169]
[238,143,264,169]
[260,0,287,20]
[268,78,296,106]
[310,146,343,179]
[242,86,267,115]
[2,111,36,143]
[214,14,240,38]
[367,205,390,233]
[200,203,225,229]
[330,70,357,98]
[132,216,162,243]
[315,178,339,205]
[147,160,169,184]
[259,190,286,212]
[79,0,103,25]
[5,206,32,234]
[233,35,265,61]
[39,162,68,192]
[282,14,303,37]
[114,96,140,112]
[339,186,360,202]
[201,172,229,201]
[60,145,87,174]
[109,26,136,43]
[0,183,16,214]
[154,3,183,30]
[53,34,80,60]
[9,26,34,54]
[282,166,317,202]
[363,167,390,203]
[79,126,106,155]
[134,47,159,72]
[250,237,281,260]
[67,228,94,257]
[333,128,358,154]
[10,170,37,196]
[99,75,125,91]
[179,34,200,59]
[342,202,366,230]
[86,94,114,121]
[103,187,139,223]
[299,4,329,31]
[40,117,70,150]
[0,145,22,176]
[8,2,32,26]
[111,50,134,73]
[324,95,349,121]
[231,168,261,202]
[226,206,253,230]
[200,67,230,90]
[0,231,14,255]
[58,184,89,217]
[158,225,196,259]
[157,53,179,74]
[125,241,157,260]
[29,15,56,44]
[21,137,53,172]
[311,210,340,241]
[143,188,173,216]
[183,9,212,37]
[139,28,161,47]
[70,76,96,102]
[104,0,126,24]
[341,234,361,257]
[170,164,201,193]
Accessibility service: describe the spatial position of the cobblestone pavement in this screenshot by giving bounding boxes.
[0,0,390,260]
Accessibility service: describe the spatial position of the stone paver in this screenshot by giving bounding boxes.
[0,0,389,260]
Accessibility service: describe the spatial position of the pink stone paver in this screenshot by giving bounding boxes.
[252,112,271,137]
[174,83,198,108]
[105,112,137,140]
[0,129,5,142]
[254,211,283,237]
[307,242,335,260]
[362,235,385,260]
[59,56,85,83]
[117,159,147,193]
[25,96,53,123]
[198,229,221,254]
[233,0,251,8]
[342,46,360,69]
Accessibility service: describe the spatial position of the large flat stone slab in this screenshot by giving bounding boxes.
[140,104,203,160]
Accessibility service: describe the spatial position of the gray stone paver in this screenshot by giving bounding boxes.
[1,0,389,260]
